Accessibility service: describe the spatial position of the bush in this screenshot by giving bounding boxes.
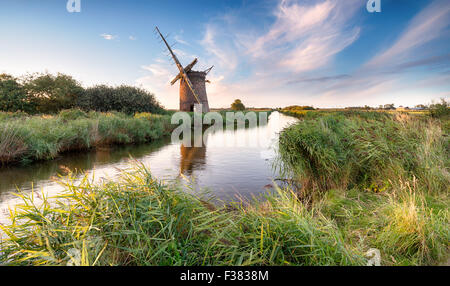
[78,85,164,115]
[59,108,88,121]
[0,74,34,113]
[231,99,245,111]
[429,98,449,119]
[23,72,84,114]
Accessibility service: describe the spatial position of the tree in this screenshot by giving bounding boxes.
[383,104,395,110]
[0,74,34,113]
[429,98,449,118]
[415,104,427,110]
[231,99,246,111]
[23,72,84,114]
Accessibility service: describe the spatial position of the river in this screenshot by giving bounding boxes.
[0,112,297,225]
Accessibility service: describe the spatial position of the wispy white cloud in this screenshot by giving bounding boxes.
[246,0,361,73]
[174,35,190,46]
[100,33,118,40]
[194,0,363,107]
[129,36,137,41]
[136,59,178,109]
[366,0,450,68]
[139,0,449,109]
[201,25,239,72]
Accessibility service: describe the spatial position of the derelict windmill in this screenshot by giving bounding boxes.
[155,27,213,112]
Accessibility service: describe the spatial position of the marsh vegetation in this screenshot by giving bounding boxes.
[1,109,448,266]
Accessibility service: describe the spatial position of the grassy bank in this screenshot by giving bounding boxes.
[0,164,363,266]
[278,111,449,265]
[0,109,273,166]
[0,109,173,165]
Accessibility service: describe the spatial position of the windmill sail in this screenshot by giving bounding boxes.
[155,27,201,104]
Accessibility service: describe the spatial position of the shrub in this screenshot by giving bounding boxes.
[59,108,88,121]
[429,98,449,119]
[23,72,84,114]
[231,99,245,111]
[77,85,164,115]
[0,74,34,113]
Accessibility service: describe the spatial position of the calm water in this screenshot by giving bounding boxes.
[0,112,297,224]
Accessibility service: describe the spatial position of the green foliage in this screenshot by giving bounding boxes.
[383,104,396,110]
[58,108,88,121]
[78,85,164,115]
[23,72,84,114]
[0,165,363,266]
[283,105,315,111]
[281,106,315,118]
[429,98,449,119]
[279,111,448,194]
[0,74,34,113]
[319,186,449,266]
[0,110,172,164]
[231,99,246,111]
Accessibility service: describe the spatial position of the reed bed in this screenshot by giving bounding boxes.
[0,110,173,165]
[0,164,363,266]
[278,111,449,265]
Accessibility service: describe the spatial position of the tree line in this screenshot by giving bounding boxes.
[0,72,165,115]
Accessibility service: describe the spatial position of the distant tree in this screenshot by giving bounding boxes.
[0,74,34,113]
[383,104,395,110]
[78,85,164,115]
[415,104,427,110]
[429,98,449,118]
[23,72,84,114]
[231,99,246,111]
[284,105,315,111]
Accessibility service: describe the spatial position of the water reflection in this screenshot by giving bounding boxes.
[180,143,207,176]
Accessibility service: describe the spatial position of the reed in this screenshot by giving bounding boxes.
[0,163,363,266]
[278,111,448,195]
[277,110,449,265]
[0,110,174,165]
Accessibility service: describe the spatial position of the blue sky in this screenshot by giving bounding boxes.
[0,0,449,108]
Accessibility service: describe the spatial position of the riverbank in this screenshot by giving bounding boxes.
[278,111,449,266]
[0,111,448,266]
[0,109,273,166]
[0,110,174,165]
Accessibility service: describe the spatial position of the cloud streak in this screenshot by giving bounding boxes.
[100,33,118,40]
[139,0,450,109]
[247,0,361,73]
[366,0,450,68]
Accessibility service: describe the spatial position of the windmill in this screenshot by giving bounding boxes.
[155,27,213,112]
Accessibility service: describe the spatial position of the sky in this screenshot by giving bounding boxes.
[0,0,449,109]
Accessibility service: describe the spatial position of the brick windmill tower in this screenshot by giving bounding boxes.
[155,27,213,112]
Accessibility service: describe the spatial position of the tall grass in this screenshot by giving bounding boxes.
[0,123,28,164]
[0,110,173,165]
[278,111,449,265]
[0,164,363,266]
[278,111,449,195]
